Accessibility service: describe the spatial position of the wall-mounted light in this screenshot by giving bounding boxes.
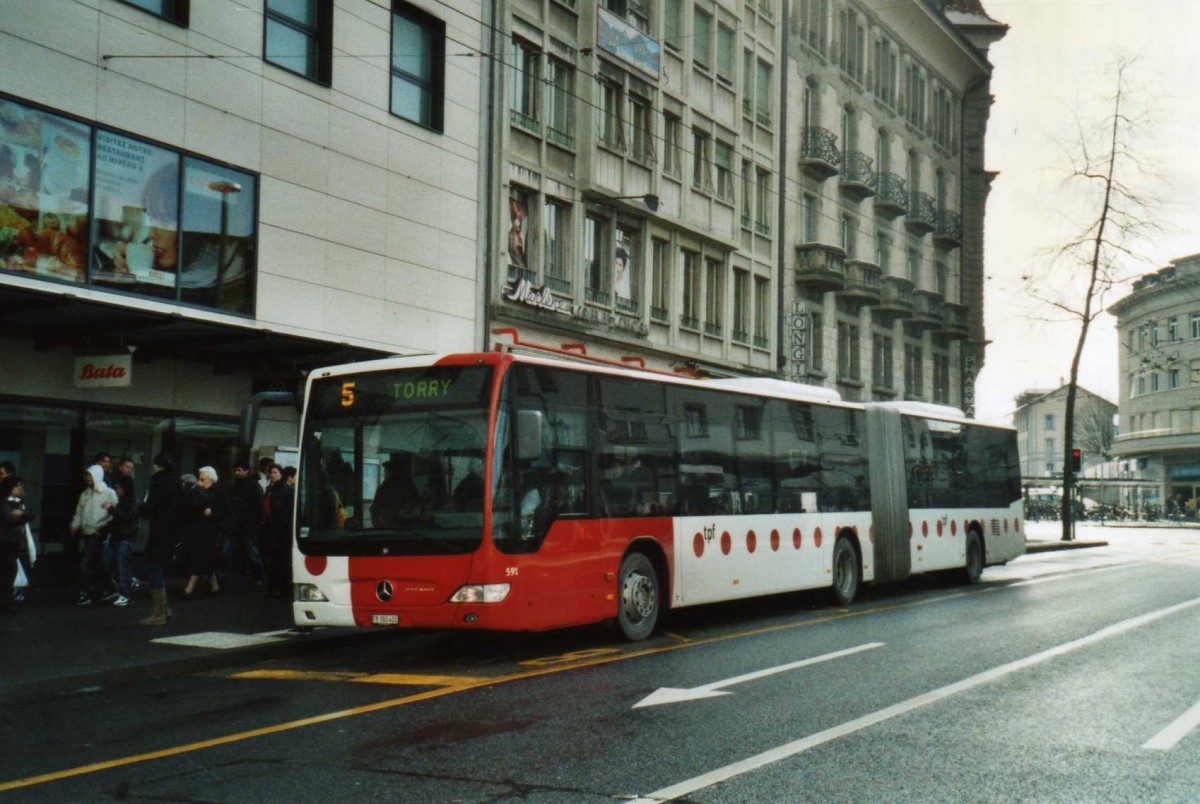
[587,193,660,212]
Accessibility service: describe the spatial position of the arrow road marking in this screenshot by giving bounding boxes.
[633,642,885,708]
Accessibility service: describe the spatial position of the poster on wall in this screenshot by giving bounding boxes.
[0,98,91,283]
[179,158,256,311]
[507,188,529,270]
[90,131,180,298]
[613,229,632,301]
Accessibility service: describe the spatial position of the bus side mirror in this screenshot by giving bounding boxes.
[516,410,544,461]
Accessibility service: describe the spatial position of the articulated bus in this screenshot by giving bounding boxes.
[290,339,1023,640]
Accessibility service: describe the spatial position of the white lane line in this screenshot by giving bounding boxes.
[1143,699,1200,751]
[632,596,1200,803]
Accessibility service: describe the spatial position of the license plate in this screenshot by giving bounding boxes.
[371,614,400,625]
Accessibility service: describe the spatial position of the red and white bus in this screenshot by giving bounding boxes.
[290,336,1023,640]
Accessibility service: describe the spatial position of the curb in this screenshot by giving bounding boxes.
[1024,540,1108,554]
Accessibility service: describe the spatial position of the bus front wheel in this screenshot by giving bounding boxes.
[962,530,984,584]
[830,535,860,606]
[617,552,660,642]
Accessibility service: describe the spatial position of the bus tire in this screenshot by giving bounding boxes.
[962,530,984,584]
[830,535,860,606]
[617,552,660,642]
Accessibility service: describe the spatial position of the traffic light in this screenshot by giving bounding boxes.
[1071,448,1082,472]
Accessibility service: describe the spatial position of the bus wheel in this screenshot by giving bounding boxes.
[962,530,984,584]
[617,552,660,642]
[830,535,860,606]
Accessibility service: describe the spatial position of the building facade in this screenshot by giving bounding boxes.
[485,0,1006,405]
[1011,385,1116,479]
[0,0,485,552]
[1110,254,1200,518]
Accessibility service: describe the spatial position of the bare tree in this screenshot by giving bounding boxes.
[1027,58,1161,540]
[1074,398,1116,459]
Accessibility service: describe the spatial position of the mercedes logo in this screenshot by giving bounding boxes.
[376,580,394,602]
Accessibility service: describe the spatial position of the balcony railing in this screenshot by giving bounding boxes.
[938,301,969,341]
[586,287,610,305]
[508,266,537,284]
[875,172,908,217]
[934,209,962,248]
[906,191,937,233]
[547,126,575,150]
[732,328,750,344]
[874,275,915,322]
[704,321,723,337]
[680,314,699,330]
[544,275,571,295]
[510,109,541,133]
[906,289,943,332]
[841,260,882,308]
[839,150,877,199]
[650,305,669,323]
[795,243,846,293]
[753,334,769,349]
[615,295,640,315]
[800,126,841,179]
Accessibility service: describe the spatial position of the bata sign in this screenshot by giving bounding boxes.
[74,355,132,388]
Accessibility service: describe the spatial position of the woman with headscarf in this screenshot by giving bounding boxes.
[138,451,180,625]
[180,466,232,598]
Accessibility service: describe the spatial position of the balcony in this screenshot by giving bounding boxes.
[840,260,882,309]
[795,243,847,293]
[906,191,937,233]
[937,302,969,341]
[801,127,842,180]
[934,210,962,249]
[906,289,943,332]
[838,150,877,200]
[874,275,915,322]
[875,173,908,218]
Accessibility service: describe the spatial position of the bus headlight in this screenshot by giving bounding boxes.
[296,583,328,602]
[449,584,511,603]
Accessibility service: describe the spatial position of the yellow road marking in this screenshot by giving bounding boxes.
[0,584,995,793]
[230,669,488,686]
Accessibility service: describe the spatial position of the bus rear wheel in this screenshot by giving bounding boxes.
[830,535,860,606]
[617,552,660,642]
[962,530,984,584]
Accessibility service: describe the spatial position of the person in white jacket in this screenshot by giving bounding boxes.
[71,464,118,606]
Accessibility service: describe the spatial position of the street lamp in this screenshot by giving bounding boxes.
[207,180,242,305]
[590,192,660,212]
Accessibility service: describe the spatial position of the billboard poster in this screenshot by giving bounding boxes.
[597,7,661,79]
[91,130,179,298]
[614,226,632,301]
[0,98,91,283]
[180,158,255,311]
[507,187,529,270]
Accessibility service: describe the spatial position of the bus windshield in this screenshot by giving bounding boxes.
[298,365,494,556]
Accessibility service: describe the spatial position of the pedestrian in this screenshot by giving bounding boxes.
[257,456,273,493]
[0,460,14,482]
[262,464,295,597]
[180,466,232,598]
[0,475,34,615]
[228,459,265,585]
[104,465,139,607]
[92,452,114,486]
[70,465,117,606]
[138,452,180,626]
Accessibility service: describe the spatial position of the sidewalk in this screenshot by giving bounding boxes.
[2,535,1100,700]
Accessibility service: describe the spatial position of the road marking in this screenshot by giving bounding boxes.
[631,596,1200,803]
[1143,698,1200,751]
[151,632,288,649]
[634,643,884,708]
[229,669,489,687]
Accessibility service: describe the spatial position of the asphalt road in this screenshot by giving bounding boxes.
[7,525,1200,802]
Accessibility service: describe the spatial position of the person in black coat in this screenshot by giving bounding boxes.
[137,452,180,625]
[181,466,233,598]
[0,475,34,614]
[227,460,265,584]
[262,465,296,597]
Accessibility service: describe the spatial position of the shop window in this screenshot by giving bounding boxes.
[0,98,257,316]
[118,0,189,26]
[391,2,446,131]
[264,0,333,85]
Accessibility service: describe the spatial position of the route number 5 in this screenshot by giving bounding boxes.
[340,382,356,407]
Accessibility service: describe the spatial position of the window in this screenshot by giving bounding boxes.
[585,216,607,303]
[753,277,769,347]
[876,231,891,272]
[841,214,856,260]
[1137,375,1146,396]
[873,36,897,105]
[630,94,654,162]
[506,186,533,271]
[391,3,446,131]
[704,258,724,335]
[119,0,189,25]
[543,199,569,293]
[1151,323,1160,346]
[1193,313,1200,340]
[614,224,639,312]
[663,0,682,49]
[599,80,625,150]
[1044,437,1055,461]
[904,61,927,130]
[693,8,712,69]
[1170,368,1181,389]
[714,141,733,200]
[932,84,954,149]
[933,353,950,403]
[1152,372,1160,392]
[735,405,763,439]
[905,343,924,396]
[546,60,574,148]
[510,38,540,131]
[799,0,829,54]
[907,244,921,282]
[801,193,818,242]
[603,0,649,32]
[872,334,893,390]
[684,404,708,437]
[755,59,772,125]
[1169,317,1179,342]
[716,25,734,83]
[681,251,700,328]
[755,168,771,234]
[663,112,683,177]
[692,129,712,189]
[651,239,670,322]
[837,321,861,381]
[1044,413,1055,431]
[838,6,865,83]
[741,160,754,226]
[264,0,332,84]
[732,269,749,341]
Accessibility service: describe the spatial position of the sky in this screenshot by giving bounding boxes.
[972,0,1200,423]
